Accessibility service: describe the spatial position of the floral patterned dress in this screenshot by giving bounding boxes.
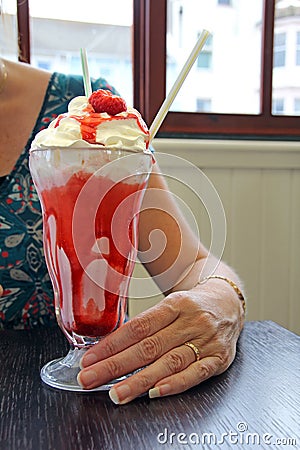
[0,73,117,329]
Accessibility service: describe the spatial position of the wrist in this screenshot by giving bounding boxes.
[195,275,246,323]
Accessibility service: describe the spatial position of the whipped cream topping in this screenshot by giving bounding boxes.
[31,96,150,153]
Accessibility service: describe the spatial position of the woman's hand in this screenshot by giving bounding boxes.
[77,281,244,404]
[0,284,3,297]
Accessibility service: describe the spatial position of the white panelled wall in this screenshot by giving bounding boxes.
[128,139,300,335]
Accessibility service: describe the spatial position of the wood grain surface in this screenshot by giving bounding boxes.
[0,321,299,450]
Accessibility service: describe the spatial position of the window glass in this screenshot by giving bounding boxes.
[273,97,284,114]
[272,0,300,116]
[28,0,133,103]
[296,31,300,64]
[0,1,19,60]
[166,0,263,114]
[196,98,212,112]
[294,97,300,114]
[197,34,213,68]
[273,32,286,67]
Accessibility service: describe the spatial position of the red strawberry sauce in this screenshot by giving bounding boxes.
[54,106,149,147]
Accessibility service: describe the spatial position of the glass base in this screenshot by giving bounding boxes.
[40,347,126,392]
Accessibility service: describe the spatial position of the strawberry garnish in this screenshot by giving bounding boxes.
[88,89,127,116]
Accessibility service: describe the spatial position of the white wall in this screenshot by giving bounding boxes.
[128,138,300,335]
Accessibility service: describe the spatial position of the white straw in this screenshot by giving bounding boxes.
[80,48,92,98]
[149,29,211,142]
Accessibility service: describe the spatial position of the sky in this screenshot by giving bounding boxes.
[3,0,133,25]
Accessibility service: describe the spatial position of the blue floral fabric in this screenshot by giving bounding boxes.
[0,73,118,329]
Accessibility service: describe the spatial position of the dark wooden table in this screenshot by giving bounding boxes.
[0,321,299,450]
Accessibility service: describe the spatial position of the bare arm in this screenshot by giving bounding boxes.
[138,162,244,298]
[138,162,208,293]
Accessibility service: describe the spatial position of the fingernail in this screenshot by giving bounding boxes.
[149,387,161,399]
[80,352,98,369]
[149,384,171,399]
[77,369,98,388]
[109,384,131,405]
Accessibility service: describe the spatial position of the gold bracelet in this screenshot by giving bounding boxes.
[198,275,246,314]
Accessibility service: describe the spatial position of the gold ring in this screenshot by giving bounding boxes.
[184,341,201,362]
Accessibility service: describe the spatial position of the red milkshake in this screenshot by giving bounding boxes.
[41,163,147,338]
[29,89,152,390]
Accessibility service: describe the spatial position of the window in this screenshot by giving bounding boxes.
[273,98,284,114]
[218,0,231,5]
[294,98,300,114]
[37,60,51,70]
[0,2,18,60]
[166,1,262,115]
[3,0,133,104]
[197,34,213,69]
[196,98,212,112]
[273,32,286,67]
[296,31,300,65]
[134,0,300,139]
[10,0,300,139]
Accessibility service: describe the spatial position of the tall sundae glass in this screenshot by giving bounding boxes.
[29,90,153,391]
